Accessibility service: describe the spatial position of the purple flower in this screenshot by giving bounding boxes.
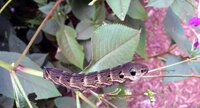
[188,17,200,26]
[193,38,200,50]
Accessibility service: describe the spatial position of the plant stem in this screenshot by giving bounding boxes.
[89,90,118,108]
[75,91,97,108]
[0,0,12,13]
[143,74,200,78]
[149,56,200,73]
[14,0,63,68]
[10,64,33,108]
[76,92,81,108]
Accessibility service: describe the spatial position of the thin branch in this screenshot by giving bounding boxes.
[89,90,118,108]
[75,91,97,108]
[0,0,12,13]
[149,56,200,73]
[134,45,176,61]
[14,0,63,68]
[143,74,200,78]
[10,64,33,108]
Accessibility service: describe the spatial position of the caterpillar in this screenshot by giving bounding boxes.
[43,62,148,91]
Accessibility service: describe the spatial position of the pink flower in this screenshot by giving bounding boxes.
[188,17,200,26]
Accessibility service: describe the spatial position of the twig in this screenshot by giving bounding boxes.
[134,45,176,61]
[89,90,118,108]
[10,63,33,108]
[14,0,63,68]
[0,0,12,13]
[149,56,200,73]
[143,74,200,78]
[75,91,97,108]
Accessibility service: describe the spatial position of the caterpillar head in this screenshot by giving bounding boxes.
[121,62,148,81]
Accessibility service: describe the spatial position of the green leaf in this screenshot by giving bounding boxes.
[81,95,97,108]
[127,0,148,20]
[146,0,174,8]
[164,8,191,55]
[86,24,141,72]
[0,51,61,99]
[188,60,200,74]
[106,0,131,21]
[136,27,147,59]
[42,19,60,36]
[82,40,92,62]
[76,91,97,108]
[8,30,27,53]
[39,2,54,15]
[103,85,127,108]
[56,26,84,69]
[26,29,43,44]
[55,97,77,108]
[34,0,47,4]
[0,95,14,108]
[71,0,95,20]
[92,3,106,23]
[28,53,47,66]
[163,55,192,82]
[12,78,35,108]
[110,97,127,108]
[171,0,195,22]
[76,21,95,40]
[55,49,70,64]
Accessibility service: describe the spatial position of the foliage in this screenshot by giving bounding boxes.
[0,0,199,108]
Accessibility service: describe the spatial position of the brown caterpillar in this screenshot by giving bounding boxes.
[43,62,148,91]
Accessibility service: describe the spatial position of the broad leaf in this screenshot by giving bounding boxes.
[164,8,191,55]
[8,30,27,53]
[106,0,131,21]
[164,55,192,82]
[81,95,97,108]
[127,0,148,20]
[110,97,127,108]
[0,51,61,99]
[55,97,76,108]
[55,48,70,64]
[171,0,195,22]
[146,0,174,8]
[71,0,95,20]
[82,40,92,62]
[0,95,14,108]
[103,85,127,108]
[188,59,200,75]
[92,2,106,23]
[26,29,43,44]
[76,21,95,40]
[39,2,54,15]
[42,19,60,36]
[86,24,140,72]
[136,27,147,59]
[56,26,84,69]
[34,0,47,4]
[28,53,47,66]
